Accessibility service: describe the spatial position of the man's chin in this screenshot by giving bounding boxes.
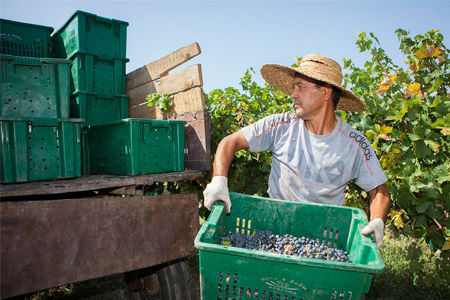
[295,110,304,118]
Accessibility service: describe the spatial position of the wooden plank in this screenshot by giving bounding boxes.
[126,42,201,90]
[128,87,205,119]
[169,110,211,171]
[134,168,206,184]
[1,194,199,299]
[0,170,204,198]
[127,64,203,108]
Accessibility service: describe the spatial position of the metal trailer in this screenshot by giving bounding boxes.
[0,42,209,299]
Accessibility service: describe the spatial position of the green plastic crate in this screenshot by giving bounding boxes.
[70,52,128,96]
[0,18,53,57]
[195,193,385,300]
[84,118,186,175]
[70,91,129,126]
[0,118,83,183]
[51,10,128,59]
[0,55,72,120]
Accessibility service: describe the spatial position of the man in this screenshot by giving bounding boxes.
[203,54,391,247]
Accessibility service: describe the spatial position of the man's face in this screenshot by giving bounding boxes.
[291,76,324,119]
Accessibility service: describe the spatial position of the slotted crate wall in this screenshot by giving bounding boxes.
[84,118,186,175]
[70,91,128,126]
[0,18,53,58]
[0,55,72,120]
[195,193,385,300]
[0,118,83,183]
[70,52,128,96]
[51,10,128,59]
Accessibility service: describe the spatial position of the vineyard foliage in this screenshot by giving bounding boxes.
[172,29,449,248]
[341,29,449,248]
[206,68,293,196]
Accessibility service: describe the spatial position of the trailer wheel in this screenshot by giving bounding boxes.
[128,259,195,300]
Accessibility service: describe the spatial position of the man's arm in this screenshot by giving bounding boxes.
[213,130,249,176]
[361,183,391,247]
[368,183,391,221]
[203,130,249,213]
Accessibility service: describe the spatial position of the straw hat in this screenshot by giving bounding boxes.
[260,54,366,112]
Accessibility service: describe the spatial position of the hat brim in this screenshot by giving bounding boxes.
[261,64,366,112]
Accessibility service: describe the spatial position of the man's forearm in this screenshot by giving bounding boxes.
[213,138,238,176]
[213,131,249,177]
[368,184,391,221]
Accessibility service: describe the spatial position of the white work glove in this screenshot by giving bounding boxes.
[203,176,231,213]
[361,218,384,247]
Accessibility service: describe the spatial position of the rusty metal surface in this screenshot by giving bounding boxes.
[0,194,199,299]
[0,171,204,198]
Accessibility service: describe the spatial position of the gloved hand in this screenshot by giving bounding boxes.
[361,218,384,247]
[203,176,231,213]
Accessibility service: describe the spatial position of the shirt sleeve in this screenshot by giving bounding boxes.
[353,138,388,191]
[241,114,282,152]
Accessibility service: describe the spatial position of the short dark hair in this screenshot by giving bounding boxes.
[294,73,341,109]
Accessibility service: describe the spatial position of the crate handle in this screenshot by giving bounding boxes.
[150,120,169,128]
[209,203,225,223]
[358,223,377,245]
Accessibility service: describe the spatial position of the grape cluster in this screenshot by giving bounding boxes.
[220,230,351,262]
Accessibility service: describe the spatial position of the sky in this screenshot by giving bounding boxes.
[1,0,449,93]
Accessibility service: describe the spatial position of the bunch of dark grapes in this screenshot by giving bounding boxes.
[220,230,351,262]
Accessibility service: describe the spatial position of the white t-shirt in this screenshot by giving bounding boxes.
[241,113,387,206]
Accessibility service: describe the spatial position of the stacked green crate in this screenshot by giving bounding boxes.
[51,10,129,126]
[0,19,53,58]
[71,91,128,127]
[84,119,186,175]
[51,11,127,59]
[0,20,83,183]
[0,55,71,120]
[1,119,83,183]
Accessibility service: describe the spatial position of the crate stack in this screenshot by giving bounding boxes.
[51,10,129,127]
[0,19,83,183]
[51,11,185,176]
[1,11,186,182]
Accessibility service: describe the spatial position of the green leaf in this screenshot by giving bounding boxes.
[424,140,440,152]
[431,113,450,128]
[407,133,421,141]
[415,215,427,226]
[396,191,413,209]
[425,204,437,219]
[416,201,431,214]
[343,57,353,69]
[415,140,431,158]
[429,96,441,108]
[429,77,443,93]
[437,174,450,184]
[396,106,408,121]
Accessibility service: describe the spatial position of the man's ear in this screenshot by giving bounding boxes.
[321,85,333,101]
